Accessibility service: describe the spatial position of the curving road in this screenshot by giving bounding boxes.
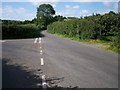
[2,30,118,88]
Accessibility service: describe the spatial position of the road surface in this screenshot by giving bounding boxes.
[2,30,118,88]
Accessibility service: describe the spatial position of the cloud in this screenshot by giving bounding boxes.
[73,5,80,9]
[56,10,77,17]
[56,9,91,17]
[103,2,118,12]
[65,5,70,8]
[65,5,80,9]
[79,10,91,17]
[57,4,80,17]
[2,6,35,21]
[29,0,59,8]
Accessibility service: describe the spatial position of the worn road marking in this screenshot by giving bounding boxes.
[42,75,46,80]
[39,40,41,43]
[40,47,42,49]
[34,38,38,43]
[41,58,44,65]
[40,50,43,53]
[39,38,42,43]
[0,40,6,42]
[42,75,47,88]
[39,37,42,41]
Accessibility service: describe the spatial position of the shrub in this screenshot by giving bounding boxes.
[2,24,40,39]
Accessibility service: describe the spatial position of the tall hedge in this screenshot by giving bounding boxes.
[47,12,118,40]
[2,25,40,39]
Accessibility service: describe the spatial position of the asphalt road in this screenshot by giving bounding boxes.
[2,30,118,88]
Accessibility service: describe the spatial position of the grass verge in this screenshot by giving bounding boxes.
[48,32,119,54]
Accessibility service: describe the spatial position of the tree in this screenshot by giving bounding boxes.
[36,4,55,29]
[53,15,66,21]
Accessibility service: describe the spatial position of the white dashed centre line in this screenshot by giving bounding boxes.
[34,38,38,43]
[39,41,41,43]
[39,38,42,43]
[39,37,47,88]
[41,58,44,65]
[39,37,42,41]
[42,75,47,88]
[42,75,45,80]
[40,50,43,53]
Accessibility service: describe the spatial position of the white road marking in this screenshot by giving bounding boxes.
[39,40,41,43]
[39,38,42,43]
[39,37,42,40]
[41,58,44,65]
[42,75,47,88]
[40,50,43,53]
[42,75,46,80]
[34,38,38,43]
[40,47,42,49]
[0,40,6,42]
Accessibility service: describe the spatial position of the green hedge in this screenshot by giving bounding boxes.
[47,12,118,40]
[2,24,40,39]
[47,19,98,40]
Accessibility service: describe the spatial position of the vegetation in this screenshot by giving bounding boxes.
[47,11,119,53]
[2,24,40,39]
[36,4,55,29]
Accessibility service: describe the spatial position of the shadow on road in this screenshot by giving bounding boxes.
[2,58,42,88]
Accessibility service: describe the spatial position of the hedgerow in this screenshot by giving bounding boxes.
[2,24,40,39]
[47,11,119,52]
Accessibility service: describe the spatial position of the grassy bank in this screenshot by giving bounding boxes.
[48,32,119,54]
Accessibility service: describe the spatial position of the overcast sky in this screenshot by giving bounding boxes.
[1,0,119,21]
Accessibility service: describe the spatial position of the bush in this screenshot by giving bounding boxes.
[47,12,118,40]
[2,24,40,39]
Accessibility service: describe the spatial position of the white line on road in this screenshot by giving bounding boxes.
[41,58,44,65]
[42,75,47,88]
[39,37,42,41]
[42,75,46,80]
[40,47,42,49]
[0,40,6,42]
[39,38,42,43]
[34,38,38,43]
[39,40,41,43]
[40,50,43,53]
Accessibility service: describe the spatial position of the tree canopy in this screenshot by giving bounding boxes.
[36,4,55,29]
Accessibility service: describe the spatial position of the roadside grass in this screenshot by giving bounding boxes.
[49,32,119,54]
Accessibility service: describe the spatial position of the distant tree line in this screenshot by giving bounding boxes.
[2,19,36,25]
